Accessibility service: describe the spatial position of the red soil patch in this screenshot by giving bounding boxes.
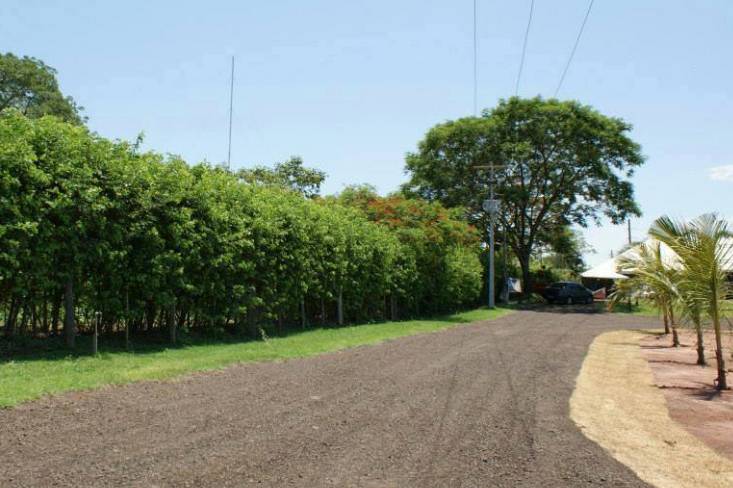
[640,330,733,460]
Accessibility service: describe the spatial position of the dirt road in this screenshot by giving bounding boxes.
[0,309,657,487]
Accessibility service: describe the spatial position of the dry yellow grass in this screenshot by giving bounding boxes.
[570,329,733,488]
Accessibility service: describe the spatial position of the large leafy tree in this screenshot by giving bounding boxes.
[237,156,325,198]
[536,227,593,274]
[0,53,84,124]
[403,97,644,294]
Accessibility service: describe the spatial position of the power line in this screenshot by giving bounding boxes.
[473,0,478,116]
[514,0,535,96]
[554,0,595,98]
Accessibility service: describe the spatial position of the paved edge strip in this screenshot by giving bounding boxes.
[569,329,733,488]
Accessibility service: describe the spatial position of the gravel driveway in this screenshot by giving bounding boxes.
[0,309,658,487]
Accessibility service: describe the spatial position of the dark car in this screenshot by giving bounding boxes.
[541,281,594,305]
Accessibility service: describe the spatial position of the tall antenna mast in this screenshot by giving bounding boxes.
[227,56,235,170]
[473,0,478,116]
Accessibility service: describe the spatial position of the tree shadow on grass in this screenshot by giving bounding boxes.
[0,308,495,365]
[0,332,260,364]
[506,302,602,314]
[426,307,512,324]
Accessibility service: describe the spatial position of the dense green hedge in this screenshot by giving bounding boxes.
[0,111,482,345]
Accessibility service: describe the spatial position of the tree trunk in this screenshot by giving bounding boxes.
[671,327,680,348]
[320,298,326,326]
[300,297,306,329]
[519,255,532,301]
[64,277,76,348]
[695,319,706,366]
[337,286,344,326]
[4,298,19,338]
[19,302,30,335]
[42,297,49,335]
[390,295,397,321]
[662,309,670,334]
[125,288,130,350]
[51,295,61,336]
[145,300,156,331]
[92,313,99,355]
[246,307,259,339]
[669,306,680,347]
[713,314,727,390]
[31,300,38,336]
[169,302,177,345]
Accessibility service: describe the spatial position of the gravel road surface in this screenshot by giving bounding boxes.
[0,309,657,487]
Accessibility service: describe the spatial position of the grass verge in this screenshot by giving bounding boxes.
[0,307,511,408]
[570,329,733,488]
[604,299,732,318]
[603,299,659,317]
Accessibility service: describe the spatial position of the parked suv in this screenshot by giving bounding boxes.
[542,282,594,305]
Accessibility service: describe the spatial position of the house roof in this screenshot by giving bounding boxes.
[581,237,733,280]
[580,258,629,280]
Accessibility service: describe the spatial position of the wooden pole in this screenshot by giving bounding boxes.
[92,311,100,355]
[125,288,130,350]
[300,297,306,329]
[337,285,344,326]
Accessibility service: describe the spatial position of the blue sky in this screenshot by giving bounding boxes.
[6,0,733,266]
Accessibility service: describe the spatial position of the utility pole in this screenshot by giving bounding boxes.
[227,56,235,170]
[501,224,508,303]
[477,163,502,309]
[627,218,633,309]
[488,164,496,309]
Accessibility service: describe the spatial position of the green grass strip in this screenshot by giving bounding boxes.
[0,307,511,408]
[603,300,660,317]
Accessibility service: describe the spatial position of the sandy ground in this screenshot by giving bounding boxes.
[640,329,733,460]
[0,309,656,488]
[571,329,733,488]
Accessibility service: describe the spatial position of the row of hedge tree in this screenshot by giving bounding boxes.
[0,110,483,347]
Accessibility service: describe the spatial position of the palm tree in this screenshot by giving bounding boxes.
[676,275,707,366]
[611,241,682,347]
[650,214,732,390]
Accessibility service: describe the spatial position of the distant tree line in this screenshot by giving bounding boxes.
[0,110,483,348]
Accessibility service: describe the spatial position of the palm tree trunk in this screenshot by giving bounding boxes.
[669,306,680,347]
[712,307,728,390]
[695,319,706,366]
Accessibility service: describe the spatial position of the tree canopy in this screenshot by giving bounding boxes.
[0,53,84,124]
[0,111,483,348]
[236,156,326,198]
[331,185,483,314]
[403,96,644,293]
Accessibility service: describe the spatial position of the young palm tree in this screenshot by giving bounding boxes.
[650,214,732,390]
[611,241,682,347]
[676,277,707,366]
